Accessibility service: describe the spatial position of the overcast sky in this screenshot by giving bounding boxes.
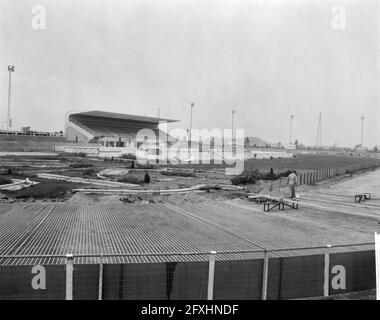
[0,0,379,147]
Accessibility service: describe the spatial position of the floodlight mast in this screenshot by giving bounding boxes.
[7,65,15,131]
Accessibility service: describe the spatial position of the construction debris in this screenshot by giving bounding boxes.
[354,193,371,203]
[37,173,142,189]
[248,193,299,212]
[73,183,245,195]
[0,178,39,191]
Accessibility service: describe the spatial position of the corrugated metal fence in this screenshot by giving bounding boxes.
[295,160,380,186]
[0,243,375,300]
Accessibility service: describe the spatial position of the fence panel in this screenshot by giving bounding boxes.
[170,261,209,300]
[0,265,65,300]
[0,244,377,300]
[267,254,325,300]
[329,250,375,295]
[102,263,167,300]
[73,264,99,300]
[213,259,263,300]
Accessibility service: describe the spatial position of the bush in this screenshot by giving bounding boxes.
[82,168,96,176]
[135,163,156,170]
[231,173,256,185]
[117,174,144,184]
[230,168,293,185]
[69,163,94,168]
[160,170,195,178]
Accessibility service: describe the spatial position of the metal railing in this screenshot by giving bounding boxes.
[67,118,97,138]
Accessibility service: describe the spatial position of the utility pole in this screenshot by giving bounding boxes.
[290,115,294,144]
[361,116,365,146]
[7,65,15,131]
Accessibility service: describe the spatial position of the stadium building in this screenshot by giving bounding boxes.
[65,110,178,151]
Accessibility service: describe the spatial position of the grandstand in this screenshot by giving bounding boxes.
[66,111,178,150]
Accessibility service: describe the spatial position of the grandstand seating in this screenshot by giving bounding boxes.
[67,111,178,146]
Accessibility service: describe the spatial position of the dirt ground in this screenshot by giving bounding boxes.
[2,165,380,250]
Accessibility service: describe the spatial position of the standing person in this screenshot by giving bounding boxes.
[144,171,150,184]
[287,170,298,199]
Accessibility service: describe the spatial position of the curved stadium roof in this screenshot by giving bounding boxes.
[70,110,178,124]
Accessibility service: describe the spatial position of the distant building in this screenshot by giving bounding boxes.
[354,145,368,152]
[285,143,296,150]
[65,110,178,150]
[0,128,64,137]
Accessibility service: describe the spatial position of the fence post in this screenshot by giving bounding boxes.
[65,254,74,300]
[261,249,269,300]
[375,233,380,300]
[98,253,104,300]
[323,245,331,297]
[207,250,217,300]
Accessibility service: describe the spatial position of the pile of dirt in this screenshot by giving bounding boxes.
[67,192,98,204]
[95,194,124,203]
[118,191,207,205]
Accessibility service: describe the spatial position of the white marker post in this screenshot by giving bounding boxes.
[375,233,380,300]
[324,244,332,297]
[65,254,74,300]
[207,251,217,300]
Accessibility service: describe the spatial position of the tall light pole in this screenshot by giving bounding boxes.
[189,102,194,142]
[290,115,294,144]
[232,109,236,144]
[361,116,365,146]
[7,65,15,131]
[232,110,236,154]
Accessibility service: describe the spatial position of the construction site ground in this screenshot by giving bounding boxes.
[0,153,379,264]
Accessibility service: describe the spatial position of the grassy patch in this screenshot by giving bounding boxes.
[1,179,86,199]
[160,170,196,178]
[117,173,145,184]
[0,177,12,185]
[69,162,95,168]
